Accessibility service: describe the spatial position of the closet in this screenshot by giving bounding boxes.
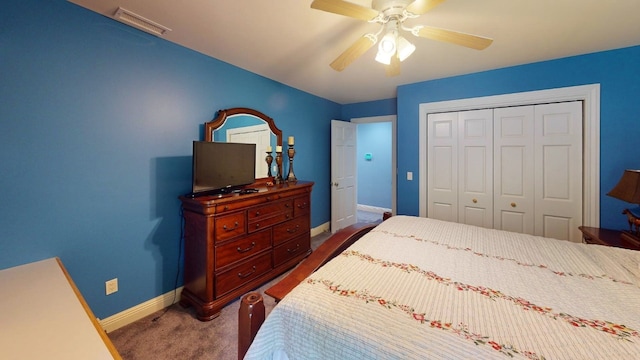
[427,101,583,242]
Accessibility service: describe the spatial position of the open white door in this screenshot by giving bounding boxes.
[331,120,357,233]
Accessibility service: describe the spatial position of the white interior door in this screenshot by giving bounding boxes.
[458,109,494,228]
[493,106,535,234]
[331,120,357,233]
[226,124,270,178]
[427,112,458,222]
[534,101,583,242]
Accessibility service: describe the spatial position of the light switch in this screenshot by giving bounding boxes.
[407,171,413,181]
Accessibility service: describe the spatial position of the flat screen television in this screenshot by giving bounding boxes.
[190,141,256,197]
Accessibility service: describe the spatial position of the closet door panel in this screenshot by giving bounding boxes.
[493,106,535,234]
[458,109,493,228]
[428,113,458,222]
[534,101,583,242]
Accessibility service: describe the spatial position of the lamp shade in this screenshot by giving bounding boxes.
[607,169,640,204]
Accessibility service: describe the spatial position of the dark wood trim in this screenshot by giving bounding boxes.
[265,222,378,301]
[204,107,283,146]
[579,225,640,250]
[237,222,379,358]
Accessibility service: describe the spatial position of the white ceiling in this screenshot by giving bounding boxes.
[68,0,640,104]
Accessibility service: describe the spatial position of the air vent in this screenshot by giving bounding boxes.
[113,7,171,36]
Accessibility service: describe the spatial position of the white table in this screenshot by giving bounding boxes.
[0,258,121,359]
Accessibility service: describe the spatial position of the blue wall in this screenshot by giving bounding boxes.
[357,122,392,208]
[0,0,339,319]
[342,98,397,119]
[3,0,639,321]
[391,46,639,230]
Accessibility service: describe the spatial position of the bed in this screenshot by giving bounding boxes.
[241,215,640,359]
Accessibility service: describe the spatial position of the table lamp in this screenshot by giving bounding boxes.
[606,169,640,240]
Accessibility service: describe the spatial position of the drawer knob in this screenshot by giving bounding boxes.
[297,203,307,209]
[255,211,261,216]
[287,225,300,234]
[237,266,256,279]
[511,202,517,208]
[223,221,239,231]
[472,198,477,203]
[236,242,256,253]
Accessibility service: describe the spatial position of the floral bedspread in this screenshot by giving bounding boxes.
[245,216,640,359]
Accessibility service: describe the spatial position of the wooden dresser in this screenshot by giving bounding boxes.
[179,180,313,320]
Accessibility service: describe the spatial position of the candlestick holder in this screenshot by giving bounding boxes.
[275,149,284,184]
[286,145,297,182]
[265,151,273,178]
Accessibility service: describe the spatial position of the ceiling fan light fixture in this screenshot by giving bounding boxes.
[375,30,397,65]
[397,35,415,61]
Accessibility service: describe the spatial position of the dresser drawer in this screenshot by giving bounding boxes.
[215,252,272,297]
[272,216,309,246]
[273,235,311,267]
[247,199,293,221]
[214,212,246,242]
[294,196,310,217]
[215,229,271,270]
[248,211,293,233]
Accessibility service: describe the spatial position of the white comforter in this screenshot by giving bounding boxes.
[245,216,640,359]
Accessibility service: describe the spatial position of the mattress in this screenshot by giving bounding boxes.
[245,216,640,359]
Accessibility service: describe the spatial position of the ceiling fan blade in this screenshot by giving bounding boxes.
[406,0,446,15]
[311,0,379,21]
[416,26,493,50]
[330,35,376,71]
[385,55,400,77]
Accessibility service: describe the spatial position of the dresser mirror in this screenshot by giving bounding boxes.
[205,107,282,179]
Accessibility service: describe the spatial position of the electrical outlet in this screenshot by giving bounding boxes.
[105,278,118,295]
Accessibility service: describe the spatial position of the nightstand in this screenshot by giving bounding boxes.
[578,226,640,250]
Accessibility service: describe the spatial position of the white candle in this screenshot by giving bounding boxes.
[288,136,295,145]
[266,146,272,152]
[276,145,282,152]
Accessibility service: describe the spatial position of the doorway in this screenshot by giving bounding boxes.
[352,115,396,223]
[330,115,397,232]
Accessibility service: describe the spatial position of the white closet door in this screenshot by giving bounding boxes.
[534,101,583,242]
[427,112,458,222]
[458,109,494,228]
[493,106,535,234]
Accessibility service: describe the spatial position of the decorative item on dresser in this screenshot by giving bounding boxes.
[179,180,313,320]
[286,136,297,182]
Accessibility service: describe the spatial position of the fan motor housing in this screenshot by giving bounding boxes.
[372,0,413,15]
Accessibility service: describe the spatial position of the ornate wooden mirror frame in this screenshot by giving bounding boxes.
[204,107,282,182]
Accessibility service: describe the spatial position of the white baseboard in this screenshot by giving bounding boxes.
[99,287,183,333]
[357,204,391,214]
[311,221,330,237]
[99,223,329,333]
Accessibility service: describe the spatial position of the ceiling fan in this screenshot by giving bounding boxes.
[311,0,493,76]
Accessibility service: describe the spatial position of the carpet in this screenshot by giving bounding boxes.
[108,231,332,360]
